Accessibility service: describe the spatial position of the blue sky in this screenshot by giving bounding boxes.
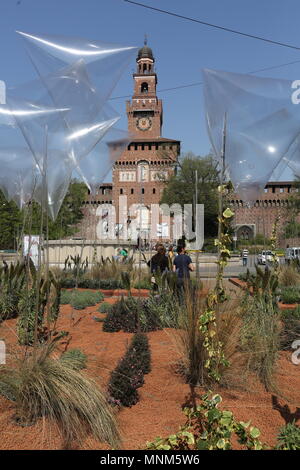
[1,0,300,179]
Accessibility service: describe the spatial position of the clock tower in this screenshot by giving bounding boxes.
[112,39,180,239]
[127,38,162,138]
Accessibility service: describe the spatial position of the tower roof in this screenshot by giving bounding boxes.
[137,36,154,61]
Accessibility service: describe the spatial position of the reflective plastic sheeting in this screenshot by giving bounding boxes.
[0,97,72,218]
[203,68,300,200]
[17,31,137,108]
[74,128,131,196]
[0,147,38,209]
[0,32,136,220]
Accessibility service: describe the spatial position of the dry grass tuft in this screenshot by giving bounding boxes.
[0,342,120,449]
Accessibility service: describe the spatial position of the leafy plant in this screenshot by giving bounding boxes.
[0,260,26,321]
[63,254,88,278]
[276,421,300,450]
[146,392,265,450]
[60,349,87,370]
[17,265,62,346]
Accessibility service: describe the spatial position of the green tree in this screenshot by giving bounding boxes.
[0,191,22,249]
[284,177,300,239]
[0,181,87,249]
[160,153,219,237]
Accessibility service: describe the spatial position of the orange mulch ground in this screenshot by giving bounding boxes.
[0,294,299,450]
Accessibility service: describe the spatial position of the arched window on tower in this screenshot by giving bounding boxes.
[141,82,148,93]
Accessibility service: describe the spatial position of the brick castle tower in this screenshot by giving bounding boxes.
[112,38,180,240]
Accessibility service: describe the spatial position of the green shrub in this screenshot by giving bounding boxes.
[276,421,300,450]
[60,290,104,309]
[103,296,161,333]
[60,278,123,290]
[281,306,300,320]
[280,307,300,350]
[60,349,87,370]
[108,333,151,408]
[128,333,151,374]
[98,302,112,313]
[133,279,152,290]
[93,316,104,322]
[280,287,300,304]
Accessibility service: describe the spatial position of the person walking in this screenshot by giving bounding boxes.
[147,245,168,290]
[173,245,194,294]
[242,248,249,267]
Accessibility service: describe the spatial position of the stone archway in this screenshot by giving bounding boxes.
[236,224,255,241]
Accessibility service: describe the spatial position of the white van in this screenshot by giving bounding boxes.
[285,247,300,263]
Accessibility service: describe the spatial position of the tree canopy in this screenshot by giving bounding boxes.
[0,181,87,250]
[160,153,220,237]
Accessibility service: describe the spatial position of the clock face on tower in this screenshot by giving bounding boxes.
[136,116,152,131]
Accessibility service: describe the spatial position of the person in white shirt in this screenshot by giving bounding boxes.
[242,249,249,267]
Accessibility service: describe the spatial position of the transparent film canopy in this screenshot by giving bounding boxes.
[74,128,131,196]
[17,31,137,108]
[0,32,136,220]
[203,68,300,200]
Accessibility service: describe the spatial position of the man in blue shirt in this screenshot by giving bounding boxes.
[173,246,194,292]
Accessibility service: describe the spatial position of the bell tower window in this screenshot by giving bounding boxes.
[141,82,148,93]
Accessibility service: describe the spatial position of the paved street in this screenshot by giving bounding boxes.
[195,254,285,278]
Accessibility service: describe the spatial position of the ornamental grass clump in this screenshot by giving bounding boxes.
[168,283,232,387]
[241,266,281,392]
[0,341,120,449]
[278,265,300,288]
[279,307,300,350]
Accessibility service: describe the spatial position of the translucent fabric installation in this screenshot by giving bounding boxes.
[74,128,130,196]
[0,98,70,217]
[203,68,300,201]
[17,31,137,110]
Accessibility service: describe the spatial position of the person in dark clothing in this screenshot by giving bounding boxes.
[147,245,168,274]
[173,245,194,296]
[147,245,168,290]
